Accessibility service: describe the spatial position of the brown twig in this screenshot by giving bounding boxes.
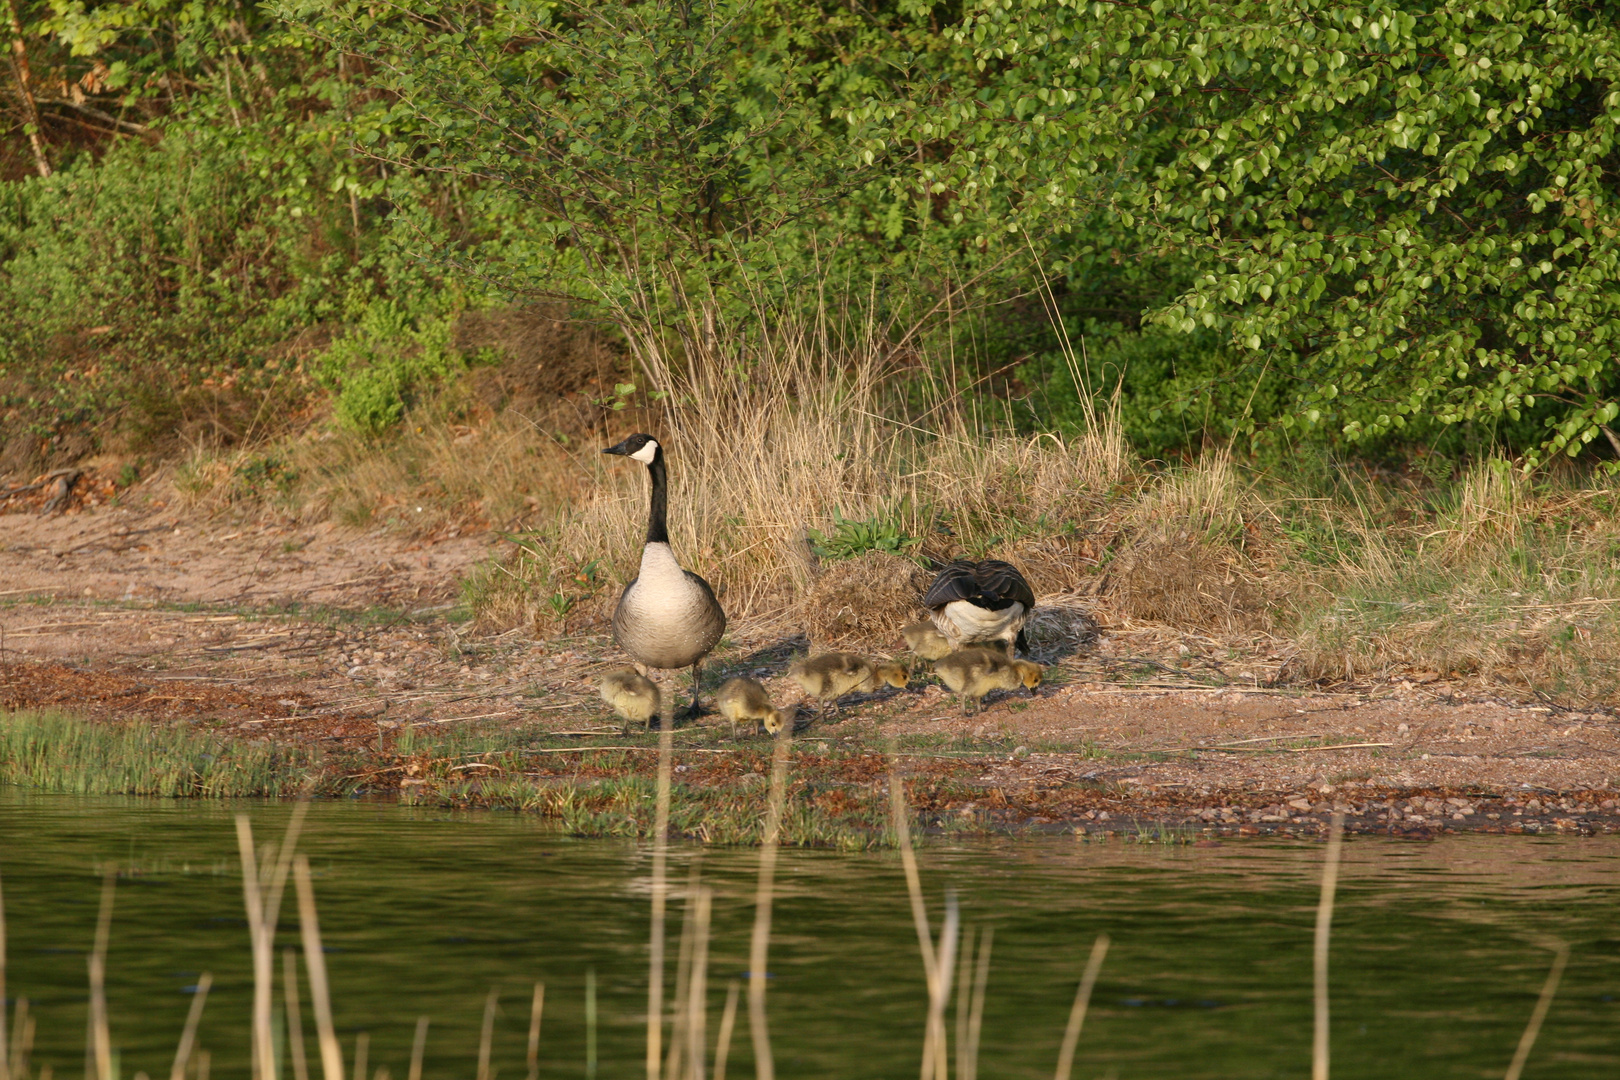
[3,0,49,177]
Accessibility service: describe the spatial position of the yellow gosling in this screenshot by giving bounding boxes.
[716,676,793,737]
[902,620,953,662]
[762,703,803,736]
[598,667,661,731]
[934,648,1043,716]
[787,652,910,708]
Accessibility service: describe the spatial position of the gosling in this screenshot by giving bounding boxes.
[902,620,953,662]
[934,648,1043,716]
[716,676,794,738]
[788,652,909,710]
[599,667,661,732]
[762,703,804,736]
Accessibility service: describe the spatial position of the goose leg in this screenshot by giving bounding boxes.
[684,661,703,720]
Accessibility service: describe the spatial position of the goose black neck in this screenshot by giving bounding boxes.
[644,448,669,545]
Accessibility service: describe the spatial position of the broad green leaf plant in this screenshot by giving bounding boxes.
[851,0,1620,465]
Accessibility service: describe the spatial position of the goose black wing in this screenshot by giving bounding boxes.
[923,560,1034,612]
[921,561,980,610]
[973,560,1035,610]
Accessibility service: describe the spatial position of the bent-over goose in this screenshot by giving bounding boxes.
[716,676,794,738]
[602,433,726,718]
[934,648,1043,716]
[599,667,661,732]
[922,559,1035,657]
[788,652,908,708]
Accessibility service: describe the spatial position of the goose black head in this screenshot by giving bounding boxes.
[603,433,661,465]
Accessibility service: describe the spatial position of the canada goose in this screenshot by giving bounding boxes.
[599,667,661,731]
[602,433,727,718]
[901,620,953,662]
[922,560,1036,657]
[934,648,1043,716]
[788,652,909,708]
[716,676,793,738]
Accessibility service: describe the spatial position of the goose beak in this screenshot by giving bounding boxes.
[602,438,632,456]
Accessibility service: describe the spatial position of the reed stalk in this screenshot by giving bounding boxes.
[234,818,276,1080]
[1312,810,1345,1080]
[407,1019,428,1080]
[526,984,544,1080]
[954,928,974,1080]
[477,990,498,1080]
[1503,943,1570,1080]
[648,724,673,1080]
[10,997,32,1080]
[87,874,115,1080]
[586,968,598,1080]
[293,855,345,1080]
[747,723,792,1080]
[664,864,701,1080]
[283,951,310,1080]
[195,1050,209,1080]
[888,761,947,1080]
[685,888,712,1080]
[1052,934,1109,1080]
[168,973,212,1080]
[711,982,740,1080]
[350,1033,368,1080]
[922,894,959,1080]
[0,870,8,1080]
[964,929,992,1080]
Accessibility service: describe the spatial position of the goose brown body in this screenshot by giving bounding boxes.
[934,647,1043,715]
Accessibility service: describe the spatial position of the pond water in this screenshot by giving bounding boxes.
[1,790,1618,1079]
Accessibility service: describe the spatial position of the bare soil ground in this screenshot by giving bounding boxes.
[4,499,1619,838]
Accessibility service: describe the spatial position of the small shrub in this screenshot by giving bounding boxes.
[807,509,921,562]
[315,297,464,436]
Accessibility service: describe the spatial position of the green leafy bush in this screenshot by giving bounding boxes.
[314,296,463,436]
[856,0,1620,465]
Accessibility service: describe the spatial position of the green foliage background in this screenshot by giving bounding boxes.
[3,0,1619,469]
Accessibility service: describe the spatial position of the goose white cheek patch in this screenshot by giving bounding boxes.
[630,440,659,464]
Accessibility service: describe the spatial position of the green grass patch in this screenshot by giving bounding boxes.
[0,709,323,797]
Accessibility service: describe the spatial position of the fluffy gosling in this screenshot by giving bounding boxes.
[934,648,1043,716]
[599,667,661,731]
[716,676,794,738]
[762,703,804,736]
[788,652,909,709]
[902,620,953,662]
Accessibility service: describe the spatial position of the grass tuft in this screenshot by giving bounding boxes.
[0,709,322,797]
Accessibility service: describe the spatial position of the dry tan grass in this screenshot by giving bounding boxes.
[1291,460,1620,704]
[158,302,1620,706]
[800,552,933,653]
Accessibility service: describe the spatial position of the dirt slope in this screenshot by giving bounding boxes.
[3,500,1618,835]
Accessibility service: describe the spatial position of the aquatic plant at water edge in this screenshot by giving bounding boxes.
[0,709,320,797]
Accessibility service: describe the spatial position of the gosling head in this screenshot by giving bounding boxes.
[762,704,800,736]
[873,661,910,689]
[602,433,662,465]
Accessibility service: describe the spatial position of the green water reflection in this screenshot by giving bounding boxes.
[1,790,1617,1078]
